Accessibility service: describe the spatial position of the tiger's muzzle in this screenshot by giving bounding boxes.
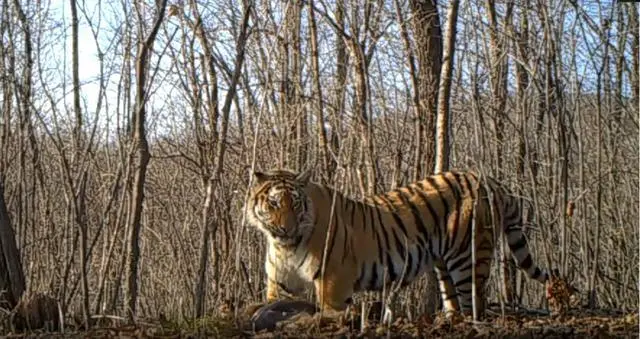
[265,224,303,247]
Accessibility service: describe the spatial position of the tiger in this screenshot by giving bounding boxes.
[245,168,549,318]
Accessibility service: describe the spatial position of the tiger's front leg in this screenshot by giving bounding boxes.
[265,277,283,303]
[313,275,354,318]
[265,252,307,302]
[265,271,307,302]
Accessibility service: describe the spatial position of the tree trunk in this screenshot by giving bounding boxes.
[410,0,441,181]
[124,0,167,322]
[291,2,306,171]
[350,39,376,196]
[0,0,28,311]
[513,1,530,305]
[187,0,219,319]
[308,0,330,178]
[434,0,459,173]
[409,0,442,315]
[589,11,612,309]
[484,0,511,175]
[69,0,91,328]
[330,0,348,180]
[277,1,304,170]
[394,0,420,180]
[485,0,515,307]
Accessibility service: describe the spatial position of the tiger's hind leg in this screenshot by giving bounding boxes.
[434,265,459,316]
[447,256,492,319]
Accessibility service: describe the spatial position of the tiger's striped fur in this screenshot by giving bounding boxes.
[245,169,548,317]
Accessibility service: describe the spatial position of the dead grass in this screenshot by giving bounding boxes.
[247,308,638,339]
[1,307,635,338]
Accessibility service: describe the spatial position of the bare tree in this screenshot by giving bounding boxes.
[512,1,531,306]
[0,0,635,332]
[0,0,29,311]
[409,0,442,315]
[275,1,305,170]
[104,2,136,314]
[484,0,511,175]
[308,0,330,177]
[409,0,441,181]
[69,0,91,328]
[350,36,376,196]
[124,0,168,322]
[484,0,517,307]
[434,0,459,173]
[185,0,252,319]
[344,0,386,196]
[0,1,25,312]
[330,0,348,181]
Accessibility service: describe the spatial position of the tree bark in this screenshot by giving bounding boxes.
[330,0,348,180]
[485,0,515,307]
[409,0,441,181]
[291,2,306,171]
[409,0,442,315]
[484,0,511,175]
[277,1,304,170]
[589,11,612,309]
[308,0,330,178]
[0,0,29,311]
[350,39,376,196]
[69,0,92,329]
[124,0,167,322]
[434,0,459,173]
[513,0,530,305]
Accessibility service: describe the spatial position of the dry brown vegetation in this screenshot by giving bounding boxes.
[0,0,637,337]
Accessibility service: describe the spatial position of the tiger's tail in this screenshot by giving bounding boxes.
[502,197,549,284]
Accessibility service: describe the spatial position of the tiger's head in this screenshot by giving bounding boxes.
[246,169,314,247]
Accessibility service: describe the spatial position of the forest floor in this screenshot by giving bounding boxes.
[242,307,637,338]
[1,307,637,338]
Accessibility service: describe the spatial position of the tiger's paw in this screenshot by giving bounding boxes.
[247,299,317,332]
[315,308,345,320]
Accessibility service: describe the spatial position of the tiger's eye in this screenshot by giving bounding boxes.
[267,196,279,208]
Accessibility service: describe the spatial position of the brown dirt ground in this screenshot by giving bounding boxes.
[247,308,638,339]
[1,308,637,338]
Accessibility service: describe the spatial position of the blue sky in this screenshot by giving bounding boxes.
[31,0,635,144]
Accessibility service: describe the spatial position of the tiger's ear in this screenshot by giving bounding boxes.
[253,171,269,184]
[296,169,312,185]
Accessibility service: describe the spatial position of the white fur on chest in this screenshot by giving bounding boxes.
[266,240,319,288]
